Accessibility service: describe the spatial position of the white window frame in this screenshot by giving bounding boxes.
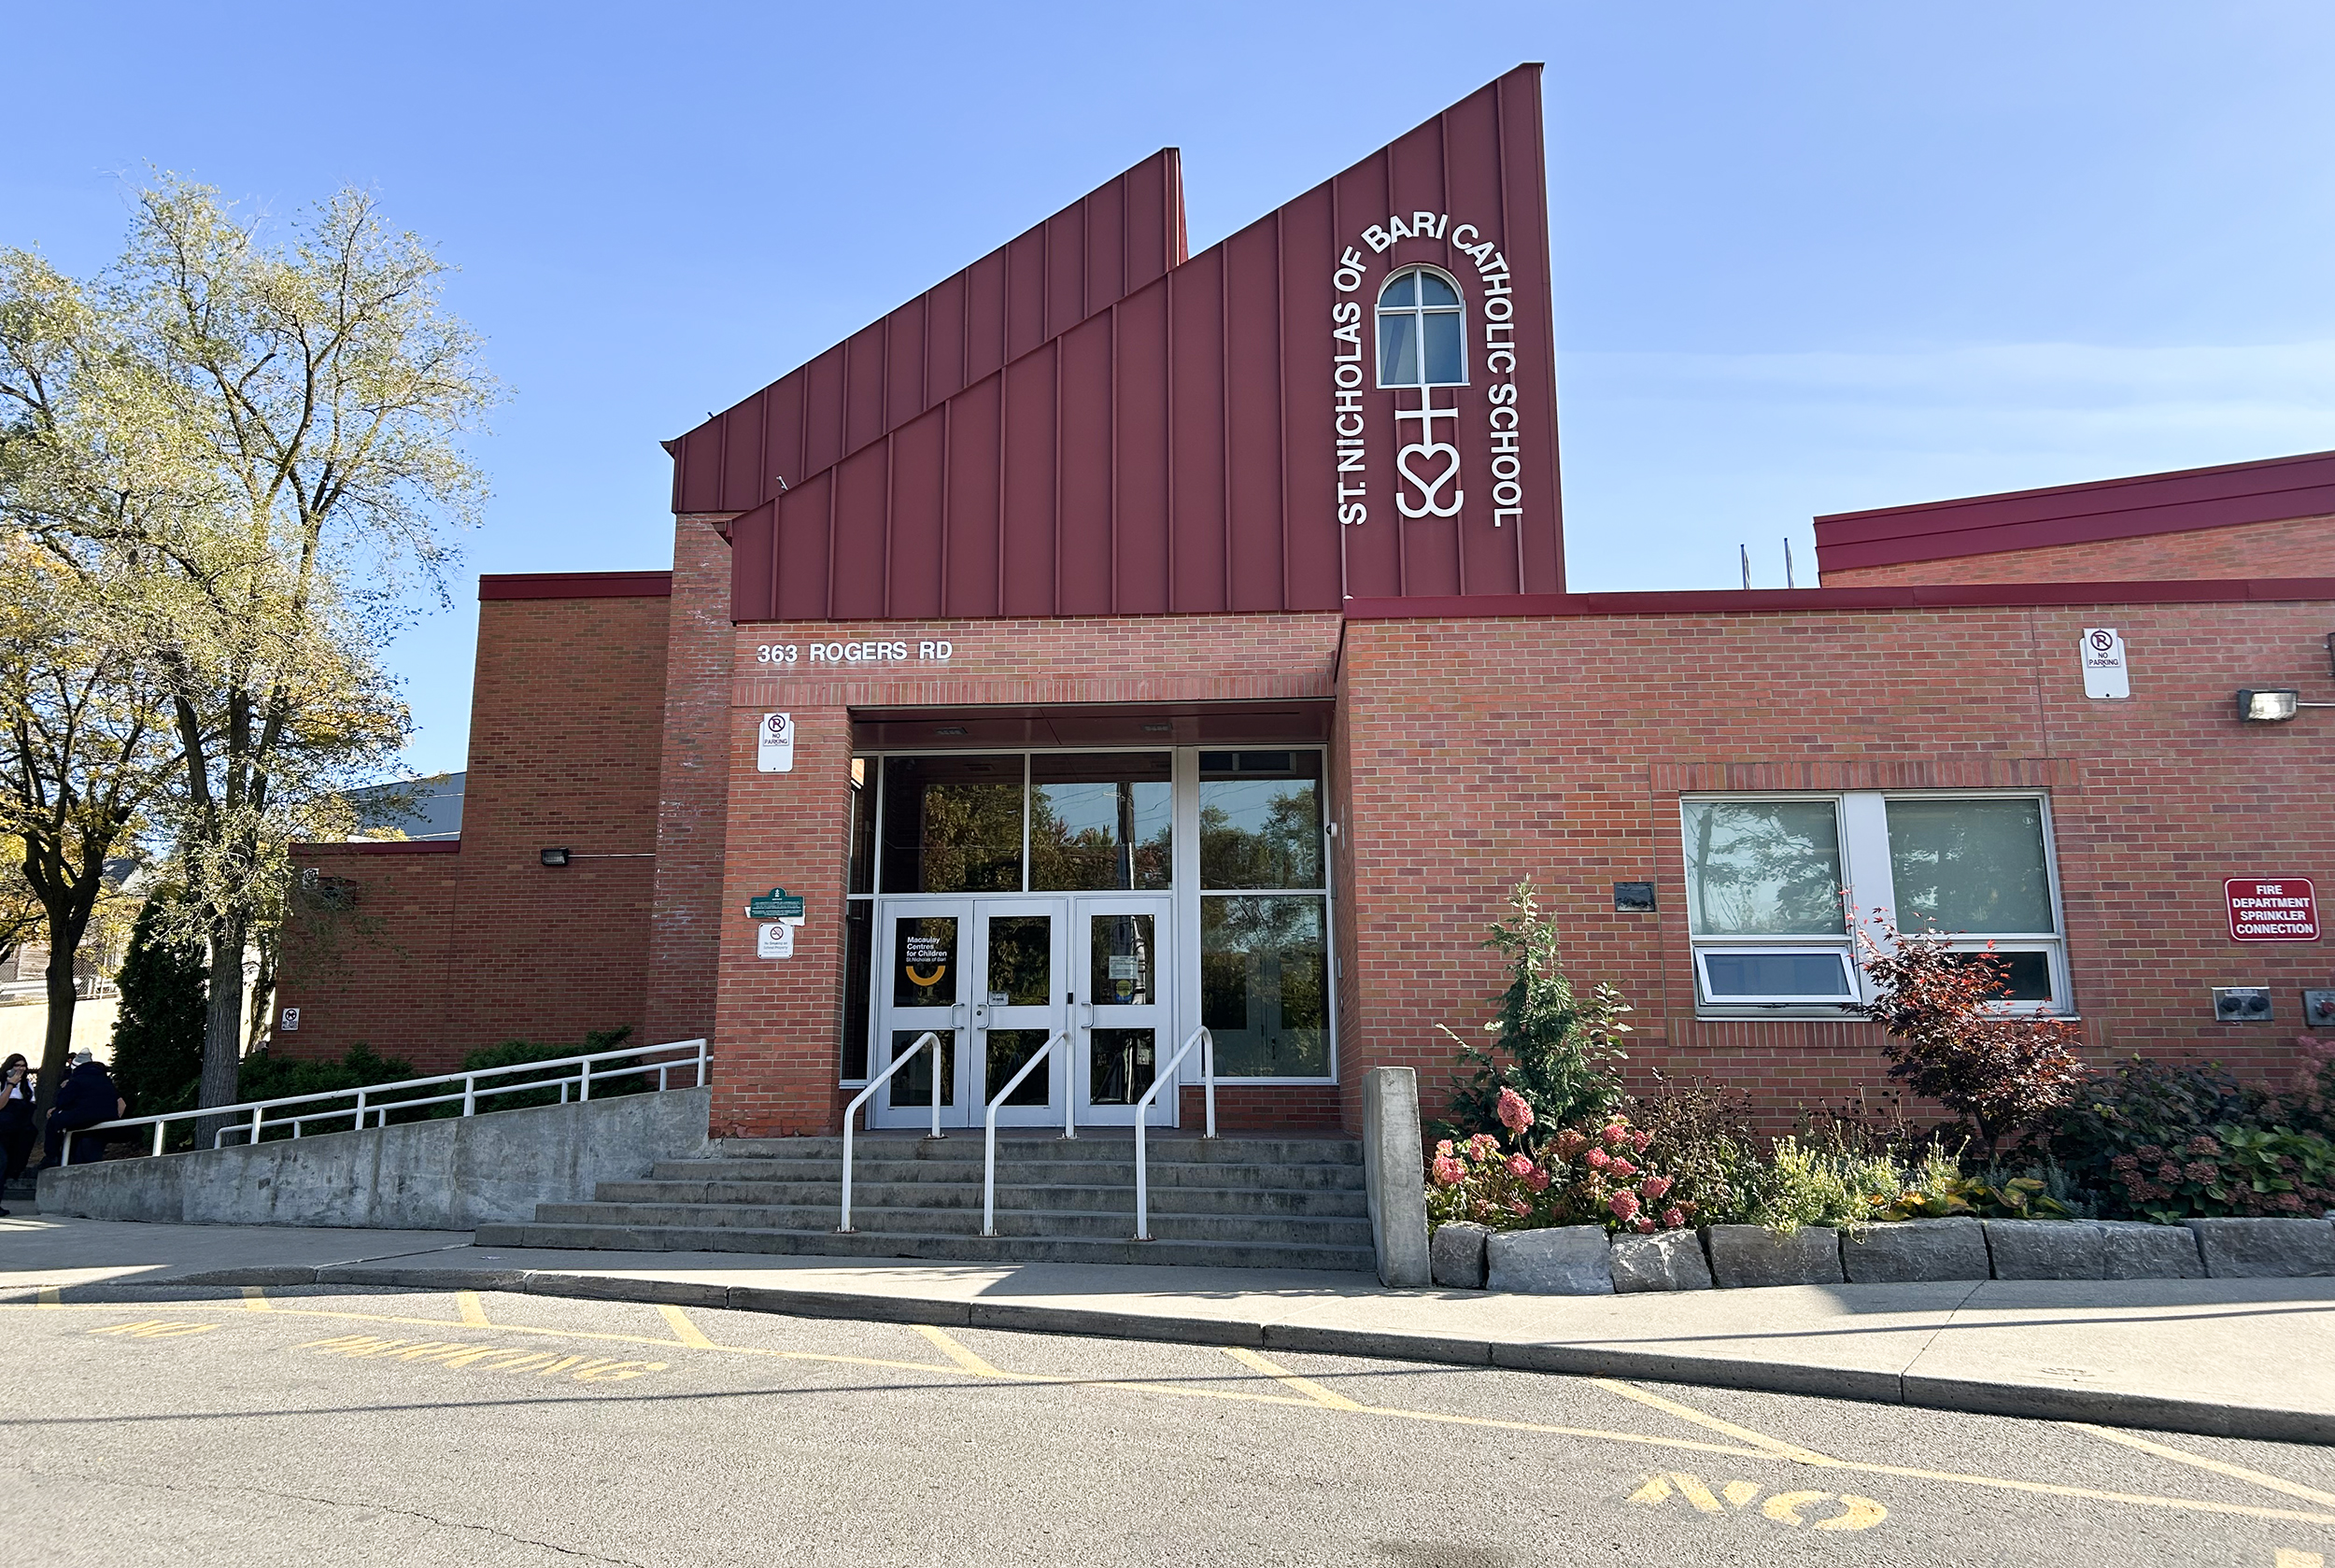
[1374,264,1467,390]
[1682,790,2073,1019]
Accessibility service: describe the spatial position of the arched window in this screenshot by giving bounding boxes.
[1376,267,1465,388]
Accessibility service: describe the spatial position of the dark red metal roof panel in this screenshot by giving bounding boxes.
[1345,576,2335,620]
[729,65,1565,622]
[1813,449,2335,573]
[670,150,1188,516]
[479,571,673,600]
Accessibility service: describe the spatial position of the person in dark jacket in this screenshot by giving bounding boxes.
[38,1053,124,1169]
[0,1054,35,1213]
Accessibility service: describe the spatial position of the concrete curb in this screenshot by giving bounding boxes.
[149,1261,2335,1445]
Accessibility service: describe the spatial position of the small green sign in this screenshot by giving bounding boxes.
[745,887,806,920]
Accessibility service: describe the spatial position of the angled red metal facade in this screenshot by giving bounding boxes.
[669,149,1189,518]
[726,64,1565,621]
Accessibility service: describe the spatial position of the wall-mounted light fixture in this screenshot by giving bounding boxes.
[2237,688,2335,723]
[540,847,571,867]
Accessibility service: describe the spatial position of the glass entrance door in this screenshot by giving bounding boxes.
[870,899,1067,1129]
[1073,897,1176,1127]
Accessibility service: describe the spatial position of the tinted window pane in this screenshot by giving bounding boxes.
[1941,949,2054,1003]
[984,914,1050,1006]
[1379,273,1416,308]
[1682,799,1844,936]
[984,1028,1052,1107]
[1423,312,1463,384]
[1030,753,1171,890]
[1418,272,1459,307]
[880,755,1023,893]
[846,757,875,894]
[841,901,872,1080]
[1887,798,2055,934]
[891,916,958,1008]
[1200,752,1323,890]
[887,1028,953,1109]
[1702,952,1852,998]
[1089,1027,1155,1106]
[1090,913,1156,1005]
[1201,895,1329,1078]
[1379,313,1418,384]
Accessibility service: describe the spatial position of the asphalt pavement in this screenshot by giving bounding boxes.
[7,1278,2335,1566]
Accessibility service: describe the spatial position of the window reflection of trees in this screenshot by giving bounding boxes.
[1201,896,1328,1077]
[1885,798,2053,934]
[1684,800,1845,937]
[1199,787,1323,889]
[1029,782,1171,891]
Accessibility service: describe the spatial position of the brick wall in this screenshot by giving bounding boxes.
[278,589,671,1070]
[1337,597,2335,1135]
[1825,514,2335,586]
[644,515,740,1048]
[708,612,1343,1137]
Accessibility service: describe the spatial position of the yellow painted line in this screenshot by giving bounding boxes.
[1592,1377,1837,1466]
[37,1288,60,1309]
[1818,1455,2335,1528]
[2276,1549,2324,1567]
[2067,1422,2335,1510]
[242,1287,273,1313]
[658,1304,717,1349]
[1224,1347,1366,1411]
[913,1324,1006,1377]
[455,1292,492,1328]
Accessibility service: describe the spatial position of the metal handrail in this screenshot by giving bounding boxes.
[837,1029,944,1234]
[61,1038,710,1165]
[1132,1025,1216,1242]
[981,1027,1073,1237]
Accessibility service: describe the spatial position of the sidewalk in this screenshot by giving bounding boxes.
[7,1214,2333,1444]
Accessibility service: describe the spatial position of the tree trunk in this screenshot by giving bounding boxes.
[193,912,248,1147]
[32,948,80,1161]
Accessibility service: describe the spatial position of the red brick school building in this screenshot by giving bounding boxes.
[278,65,2335,1147]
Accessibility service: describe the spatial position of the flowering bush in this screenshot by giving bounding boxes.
[2103,1126,2335,1222]
[1425,1101,1696,1235]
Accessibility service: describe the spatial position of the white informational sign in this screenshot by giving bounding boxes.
[2080,629,2130,699]
[757,712,795,772]
[1109,955,1140,980]
[280,1007,300,1032]
[757,921,795,959]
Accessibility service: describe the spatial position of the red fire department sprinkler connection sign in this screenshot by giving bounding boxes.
[2225,878,2320,942]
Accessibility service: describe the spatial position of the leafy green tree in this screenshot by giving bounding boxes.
[106,896,208,1123]
[1436,880,1633,1148]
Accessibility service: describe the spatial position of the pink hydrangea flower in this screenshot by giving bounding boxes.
[1436,1139,1455,1158]
[1630,1130,1652,1155]
[1505,1152,1535,1179]
[1608,1158,1638,1180]
[1523,1167,1552,1194]
[1467,1133,1500,1160]
[1661,1207,1686,1229]
[1495,1087,1535,1133]
[1584,1148,1611,1170]
[1639,1175,1672,1202]
[1431,1154,1465,1186]
[1601,1123,1629,1148]
[1634,1217,1656,1234]
[1507,1197,1531,1217]
[1554,1129,1590,1160]
[1607,1190,1640,1222]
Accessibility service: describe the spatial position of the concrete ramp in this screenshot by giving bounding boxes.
[35,1088,712,1230]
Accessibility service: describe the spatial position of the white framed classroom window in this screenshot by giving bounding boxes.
[1680,792,2070,1016]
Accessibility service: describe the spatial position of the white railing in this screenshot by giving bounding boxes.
[1132,1025,1216,1242]
[60,1038,710,1165]
[981,1029,1074,1237]
[837,1030,944,1234]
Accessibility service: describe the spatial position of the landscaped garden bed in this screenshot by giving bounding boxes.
[1422,883,2335,1296]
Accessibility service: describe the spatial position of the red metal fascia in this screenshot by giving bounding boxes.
[291,840,461,856]
[1342,576,2335,620]
[479,572,674,601]
[1812,449,2335,572]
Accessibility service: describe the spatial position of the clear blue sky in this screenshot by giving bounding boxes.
[10,3,2333,778]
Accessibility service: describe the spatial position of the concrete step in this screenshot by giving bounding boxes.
[589,1178,1370,1219]
[531,1198,1374,1247]
[649,1156,1366,1191]
[470,1219,1377,1274]
[703,1135,1362,1166]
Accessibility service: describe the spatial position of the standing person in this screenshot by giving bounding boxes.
[0,1054,35,1214]
[38,1052,123,1169]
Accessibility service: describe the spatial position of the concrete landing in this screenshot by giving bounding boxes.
[9,1214,2335,1444]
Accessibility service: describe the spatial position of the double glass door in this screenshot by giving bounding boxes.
[870,897,1174,1130]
